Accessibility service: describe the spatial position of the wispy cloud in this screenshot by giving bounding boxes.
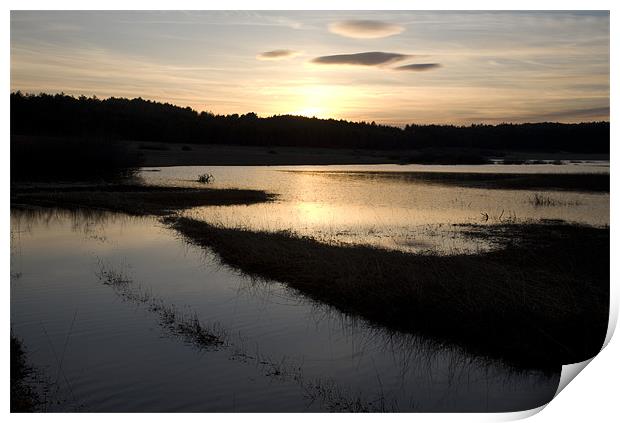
[329,20,404,39]
[257,49,300,60]
[312,52,409,66]
[46,23,83,32]
[394,63,442,72]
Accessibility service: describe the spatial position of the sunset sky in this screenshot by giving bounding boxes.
[10,10,610,125]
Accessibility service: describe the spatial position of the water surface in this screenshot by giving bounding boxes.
[141,164,609,253]
[11,206,560,412]
[13,163,607,411]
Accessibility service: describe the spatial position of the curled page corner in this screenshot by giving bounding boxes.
[501,309,617,421]
[553,298,619,398]
[493,404,548,421]
[555,358,594,397]
[497,357,597,421]
[603,299,618,349]
[552,310,616,400]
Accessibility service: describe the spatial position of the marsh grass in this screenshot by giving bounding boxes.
[228,337,388,411]
[11,335,40,412]
[530,194,558,207]
[197,173,214,184]
[302,378,388,412]
[94,259,393,411]
[95,260,225,349]
[166,217,609,368]
[12,184,274,216]
[528,193,582,207]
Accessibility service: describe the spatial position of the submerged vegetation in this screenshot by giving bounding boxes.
[94,259,390,411]
[528,193,582,207]
[11,335,39,412]
[165,217,608,369]
[96,261,226,349]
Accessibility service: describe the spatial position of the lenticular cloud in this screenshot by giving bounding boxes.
[329,20,404,39]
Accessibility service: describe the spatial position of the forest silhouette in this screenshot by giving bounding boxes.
[11,92,609,153]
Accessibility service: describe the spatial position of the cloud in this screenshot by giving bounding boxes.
[536,106,610,120]
[257,49,299,60]
[312,52,409,66]
[329,20,404,39]
[394,63,442,72]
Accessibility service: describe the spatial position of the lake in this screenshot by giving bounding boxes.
[11,163,609,412]
[143,163,609,253]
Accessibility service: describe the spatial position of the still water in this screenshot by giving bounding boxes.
[142,163,609,253]
[12,163,608,412]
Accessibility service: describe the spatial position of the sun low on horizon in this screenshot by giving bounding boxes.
[10,10,610,125]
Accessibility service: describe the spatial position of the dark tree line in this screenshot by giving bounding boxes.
[403,122,609,153]
[11,92,609,153]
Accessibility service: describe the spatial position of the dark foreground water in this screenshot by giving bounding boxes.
[12,163,606,412]
[10,207,560,412]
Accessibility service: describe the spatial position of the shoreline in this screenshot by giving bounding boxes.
[129,141,610,167]
[11,183,275,216]
[165,216,608,369]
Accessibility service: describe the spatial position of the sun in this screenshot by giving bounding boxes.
[288,85,345,118]
[294,106,324,118]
